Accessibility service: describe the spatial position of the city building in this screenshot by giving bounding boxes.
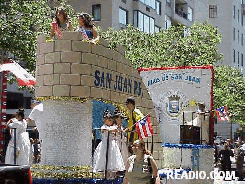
[194,0,245,76]
[69,0,195,32]
[194,0,245,140]
[69,0,244,76]
[214,118,242,141]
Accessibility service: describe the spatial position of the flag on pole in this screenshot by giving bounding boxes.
[216,106,230,121]
[52,22,62,38]
[0,63,36,87]
[136,115,154,139]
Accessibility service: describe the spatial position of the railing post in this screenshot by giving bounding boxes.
[105,130,110,180]
[13,128,17,164]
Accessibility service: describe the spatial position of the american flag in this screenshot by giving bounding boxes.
[0,63,36,87]
[136,115,154,139]
[216,106,230,121]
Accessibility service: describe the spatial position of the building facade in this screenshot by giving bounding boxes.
[194,0,245,76]
[69,0,195,32]
[69,0,244,76]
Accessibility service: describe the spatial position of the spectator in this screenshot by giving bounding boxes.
[1,114,16,163]
[26,100,43,142]
[33,139,39,164]
[219,142,234,172]
[235,141,244,181]
[5,109,31,165]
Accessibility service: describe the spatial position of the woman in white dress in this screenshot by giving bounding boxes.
[93,110,125,176]
[5,108,31,165]
[113,108,128,168]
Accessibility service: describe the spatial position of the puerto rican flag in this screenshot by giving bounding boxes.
[52,22,62,38]
[136,115,154,139]
[216,106,230,121]
[0,62,36,87]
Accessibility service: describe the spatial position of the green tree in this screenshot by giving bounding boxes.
[0,0,77,71]
[98,21,223,68]
[213,65,245,127]
[99,21,245,127]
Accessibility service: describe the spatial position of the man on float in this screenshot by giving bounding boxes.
[125,97,144,147]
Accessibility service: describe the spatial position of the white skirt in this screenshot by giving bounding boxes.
[93,139,125,172]
[5,132,31,165]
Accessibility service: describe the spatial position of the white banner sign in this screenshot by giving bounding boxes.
[139,66,214,144]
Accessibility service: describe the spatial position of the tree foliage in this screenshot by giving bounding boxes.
[0,0,77,71]
[213,65,245,127]
[99,22,245,127]
[98,21,223,68]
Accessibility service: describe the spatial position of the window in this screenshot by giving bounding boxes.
[238,51,240,68]
[209,5,217,18]
[242,33,244,46]
[165,15,171,29]
[233,27,235,41]
[188,6,193,21]
[238,30,240,43]
[166,0,171,7]
[156,1,161,15]
[139,12,144,32]
[150,17,154,34]
[92,4,101,21]
[238,9,240,23]
[140,0,155,9]
[242,13,244,26]
[233,5,236,19]
[144,14,150,33]
[119,7,128,25]
[241,53,244,66]
[155,26,160,33]
[134,11,155,33]
[233,49,235,63]
[135,11,144,32]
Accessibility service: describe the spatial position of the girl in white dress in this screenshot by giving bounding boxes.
[113,108,128,168]
[5,109,31,165]
[93,110,125,175]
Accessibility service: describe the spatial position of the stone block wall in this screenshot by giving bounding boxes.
[36,32,164,168]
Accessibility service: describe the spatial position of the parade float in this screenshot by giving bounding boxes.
[139,66,215,183]
[31,32,162,183]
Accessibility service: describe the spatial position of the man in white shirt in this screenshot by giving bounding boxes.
[26,100,43,141]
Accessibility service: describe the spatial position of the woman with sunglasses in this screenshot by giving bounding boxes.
[123,139,160,184]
